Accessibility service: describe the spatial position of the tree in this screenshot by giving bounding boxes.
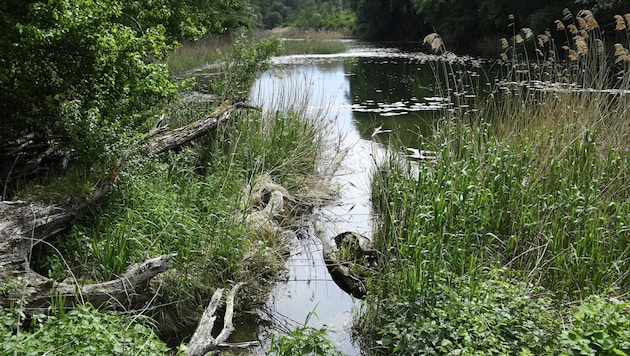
[350,0,423,39]
[0,0,251,172]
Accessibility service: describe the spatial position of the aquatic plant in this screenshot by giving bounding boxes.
[360,9,630,354]
[0,304,169,354]
[269,310,342,356]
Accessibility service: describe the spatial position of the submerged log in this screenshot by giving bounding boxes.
[323,253,367,299]
[0,101,256,311]
[322,231,381,300]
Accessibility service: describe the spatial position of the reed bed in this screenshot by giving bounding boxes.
[359,9,630,355]
[166,34,236,75]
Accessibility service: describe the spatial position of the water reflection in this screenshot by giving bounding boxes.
[245,41,481,354]
[345,56,444,146]
[247,44,452,355]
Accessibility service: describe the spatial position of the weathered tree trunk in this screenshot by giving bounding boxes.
[0,101,255,312]
[186,282,260,355]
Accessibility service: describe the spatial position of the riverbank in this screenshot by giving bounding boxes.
[358,26,630,354]
[167,28,351,76]
[1,34,340,354]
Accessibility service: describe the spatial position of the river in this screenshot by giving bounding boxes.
[237,41,461,355]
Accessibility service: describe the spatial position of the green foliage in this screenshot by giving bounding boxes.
[214,33,282,100]
[361,10,630,353]
[269,311,342,356]
[370,118,629,298]
[0,304,169,355]
[350,0,420,39]
[350,0,629,50]
[0,1,176,163]
[0,0,253,165]
[288,3,355,30]
[255,0,355,30]
[371,271,560,355]
[561,295,630,356]
[45,95,324,327]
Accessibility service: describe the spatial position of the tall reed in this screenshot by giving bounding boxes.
[360,9,630,354]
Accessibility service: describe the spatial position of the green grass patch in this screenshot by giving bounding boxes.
[166,34,235,75]
[42,99,326,332]
[23,34,328,350]
[1,304,169,355]
[166,29,349,76]
[280,38,347,55]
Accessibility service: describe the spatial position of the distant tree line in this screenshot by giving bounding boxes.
[251,0,355,30]
[348,0,629,51]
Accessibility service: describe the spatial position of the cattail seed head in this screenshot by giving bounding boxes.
[577,17,588,30]
[500,37,509,49]
[555,20,565,31]
[614,15,626,30]
[537,34,549,47]
[574,36,587,55]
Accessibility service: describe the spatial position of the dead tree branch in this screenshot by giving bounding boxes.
[186,282,258,355]
[0,101,256,311]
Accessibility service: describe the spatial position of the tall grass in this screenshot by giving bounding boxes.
[27,37,330,347]
[54,91,328,335]
[166,34,235,75]
[359,9,630,354]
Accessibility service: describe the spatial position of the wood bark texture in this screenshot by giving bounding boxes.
[186,282,259,355]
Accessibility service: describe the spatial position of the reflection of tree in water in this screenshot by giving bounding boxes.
[346,57,442,146]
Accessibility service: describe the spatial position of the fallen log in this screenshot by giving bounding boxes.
[186,282,259,355]
[0,101,256,311]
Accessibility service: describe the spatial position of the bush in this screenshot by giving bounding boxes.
[0,304,168,355]
[374,271,560,355]
[561,295,630,356]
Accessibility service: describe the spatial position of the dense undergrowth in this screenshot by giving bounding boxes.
[359,9,630,355]
[3,33,328,353]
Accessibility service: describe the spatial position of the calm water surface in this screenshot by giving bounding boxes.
[241,42,460,355]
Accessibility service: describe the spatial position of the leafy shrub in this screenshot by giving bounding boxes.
[0,1,184,164]
[214,33,282,100]
[0,304,168,355]
[560,295,630,356]
[374,271,560,355]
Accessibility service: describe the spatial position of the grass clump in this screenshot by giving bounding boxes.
[167,28,349,76]
[269,311,342,356]
[47,99,325,336]
[370,270,560,355]
[166,34,236,75]
[359,9,630,354]
[274,28,349,55]
[280,38,347,55]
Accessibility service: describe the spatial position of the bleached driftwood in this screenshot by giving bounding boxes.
[186,282,259,355]
[0,101,256,311]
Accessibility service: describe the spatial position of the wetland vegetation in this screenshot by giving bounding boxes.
[359,11,630,355]
[2,1,630,355]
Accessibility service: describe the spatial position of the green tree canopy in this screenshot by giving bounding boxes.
[349,0,630,49]
[0,0,249,164]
